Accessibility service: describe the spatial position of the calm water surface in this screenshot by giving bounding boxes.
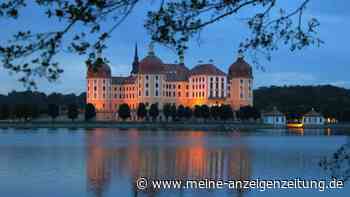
[0,128,349,197]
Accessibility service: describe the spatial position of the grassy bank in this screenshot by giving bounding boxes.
[0,120,349,131]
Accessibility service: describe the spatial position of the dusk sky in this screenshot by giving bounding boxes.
[0,0,349,95]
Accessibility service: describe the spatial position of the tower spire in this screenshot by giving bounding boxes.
[134,43,139,62]
[131,42,139,74]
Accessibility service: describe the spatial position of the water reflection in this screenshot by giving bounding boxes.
[86,129,251,197]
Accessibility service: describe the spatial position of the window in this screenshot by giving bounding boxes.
[103,86,105,91]
[155,83,159,88]
[94,86,97,91]
[156,75,159,80]
[146,90,149,96]
[240,79,244,84]
[146,83,149,88]
[146,75,149,80]
[178,84,181,89]
[186,85,189,89]
[155,90,159,96]
[186,92,189,97]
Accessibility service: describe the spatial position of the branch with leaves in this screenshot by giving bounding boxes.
[0,0,322,88]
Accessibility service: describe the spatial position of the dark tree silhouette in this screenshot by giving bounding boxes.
[85,103,96,121]
[210,105,220,120]
[237,106,260,120]
[184,106,193,120]
[194,105,202,120]
[219,105,233,121]
[67,104,79,121]
[14,104,25,121]
[137,103,147,120]
[201,105,210,121]
[118,103,131,121]
[48,103,59,121]
[0,0,320,87]
[176,105,185,120]
[149,103,159,121]
[170,104,177,121]
[0,104,11,120]
[162,103,172,122]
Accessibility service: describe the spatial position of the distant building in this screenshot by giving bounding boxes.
[261,107,286,126]
[86,43,254,120]
[302,108,325,126]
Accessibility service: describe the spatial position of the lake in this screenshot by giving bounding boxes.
[0,128,349,197]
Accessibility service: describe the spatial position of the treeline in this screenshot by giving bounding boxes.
[117,103,259,122]
[0,91,86,121]
[254,85,350,121]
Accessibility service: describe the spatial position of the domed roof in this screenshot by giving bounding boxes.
[190,64,226,76]
[228,56,253,79]
[87,58,111,78]
[138,44,165,74]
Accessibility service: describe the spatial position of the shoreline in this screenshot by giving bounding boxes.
[0,121,349,130]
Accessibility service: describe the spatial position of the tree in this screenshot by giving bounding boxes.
[0,104,11,120]
[0,0,320,87]
[85,103,96,121]
[237,106,260,121]
[210,105,220,120]
[149,103,159,121]
[118,103,131,121]
[68,104,79,121]
[137,103,147,120]
[194,105,202,120]
[14,104,25,121]
[176,105,185,120]
[201,105,210,121]
[184,107,193,120]
[170,104,177,121]
[162,103,172,122]
[219,105,233,121]
[48,104,59,121]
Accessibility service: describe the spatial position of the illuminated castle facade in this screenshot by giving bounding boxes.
[86,44,253,118]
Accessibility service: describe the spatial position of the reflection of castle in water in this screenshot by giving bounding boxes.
[86,129,251,197]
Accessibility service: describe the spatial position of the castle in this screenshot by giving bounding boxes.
[86,44,253,120]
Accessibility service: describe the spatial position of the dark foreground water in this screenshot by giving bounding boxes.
[0,128,349,197]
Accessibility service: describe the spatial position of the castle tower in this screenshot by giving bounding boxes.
[227,51,253,110]
[86,58,113,116]
[131,43,139,75]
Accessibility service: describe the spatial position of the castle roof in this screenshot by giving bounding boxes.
[163,63,190,82]
[228,56,253,79]
[304,108,323,117]
[190,64,226,76]
[262,107,285,116]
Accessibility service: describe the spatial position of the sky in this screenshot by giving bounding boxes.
[0,0,349,95]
